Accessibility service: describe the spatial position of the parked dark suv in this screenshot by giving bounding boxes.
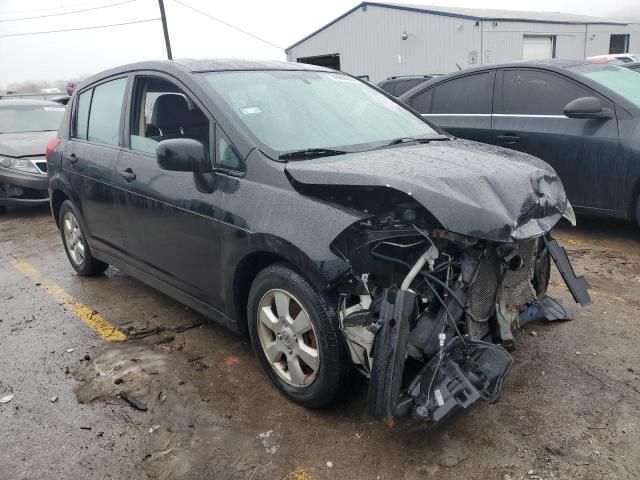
[47,59,589,424]
[399,59,640,226]
[377,75,440,97]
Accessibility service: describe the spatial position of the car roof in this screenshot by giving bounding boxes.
[77,58,334,90]
[0,98,63,107]
[398,58,638,110]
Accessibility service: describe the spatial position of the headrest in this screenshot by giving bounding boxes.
[151,94,189,130]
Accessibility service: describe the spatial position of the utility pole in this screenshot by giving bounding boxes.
[158,0,173,60]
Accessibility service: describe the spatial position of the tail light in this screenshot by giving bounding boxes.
[45,137,61,161]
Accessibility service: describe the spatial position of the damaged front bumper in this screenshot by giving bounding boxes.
[336,228,590,426]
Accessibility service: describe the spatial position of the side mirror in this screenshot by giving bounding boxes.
[156,138,212,173]
[563,96,612,119]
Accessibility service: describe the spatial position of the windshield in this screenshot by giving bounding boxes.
[569,64,640,108]
[0,104,65,133]
[201,70,440,156]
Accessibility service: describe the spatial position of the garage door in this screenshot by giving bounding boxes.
[522,36,553,61]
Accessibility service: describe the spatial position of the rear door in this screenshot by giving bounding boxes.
[493,68,620,211]
[65,76,129,256]
[408,71,495,143]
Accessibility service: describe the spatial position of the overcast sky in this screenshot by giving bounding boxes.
[0,0,638,87]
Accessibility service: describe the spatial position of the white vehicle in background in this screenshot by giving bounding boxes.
[587,53,640,64]
[40,88,62,94]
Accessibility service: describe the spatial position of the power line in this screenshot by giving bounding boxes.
[171,0,284,51]
[0,18,160,38]
[0,0,137,22]
[0,0,119,17]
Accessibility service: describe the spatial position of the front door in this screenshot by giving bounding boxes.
[492,68,620,212]
[113,74,224,309]
[64,76,129,256]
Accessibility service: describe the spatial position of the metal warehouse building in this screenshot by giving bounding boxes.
[286,2,640,83]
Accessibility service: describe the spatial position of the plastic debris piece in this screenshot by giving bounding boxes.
[119,391,148,411]
[65,348,75,353]
[0,393,14,404]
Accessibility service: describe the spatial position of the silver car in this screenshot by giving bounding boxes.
[0,99,65,213]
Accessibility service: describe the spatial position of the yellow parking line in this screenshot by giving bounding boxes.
[9,258,126,341]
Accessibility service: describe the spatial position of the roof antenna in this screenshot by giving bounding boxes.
[456,63,462,71]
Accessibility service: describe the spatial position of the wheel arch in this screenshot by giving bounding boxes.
[228,235,347,334]
[50,189,69,228]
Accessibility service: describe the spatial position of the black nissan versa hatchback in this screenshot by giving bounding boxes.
[47,59,590,424]
[399,60,640,227]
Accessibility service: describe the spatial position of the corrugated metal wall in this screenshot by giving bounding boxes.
[287,6,480,82]
[286,5,640,83]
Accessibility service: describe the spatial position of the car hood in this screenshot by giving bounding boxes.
[285,139,567,243]
[0,131,57,157]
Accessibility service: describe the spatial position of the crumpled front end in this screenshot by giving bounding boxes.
[331,205,591,426]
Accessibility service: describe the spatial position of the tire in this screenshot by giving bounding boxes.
[247,263,350,408]
[58,200,108,276]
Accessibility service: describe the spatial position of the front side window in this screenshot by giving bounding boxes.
[568,63,640,108]
[0,103,64,134]
[129,76,210,155]
[87,77,127,146]
[201,70,439,156]
[501,70,590,115]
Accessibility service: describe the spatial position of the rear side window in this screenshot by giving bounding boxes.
[378,82,395,95]
[87,78,127,146]
[74,90,92,140]
[431,73,493,114]
[501,69,591,115]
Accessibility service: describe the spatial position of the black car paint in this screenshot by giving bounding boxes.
[398,59,640,221]
[48,59,566,333]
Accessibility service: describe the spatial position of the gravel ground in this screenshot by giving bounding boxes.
[1,205,639,480]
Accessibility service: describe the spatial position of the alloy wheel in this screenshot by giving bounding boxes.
[256,289,320,387]
[62,211,85,267]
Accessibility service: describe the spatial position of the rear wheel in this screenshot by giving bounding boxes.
[247,263,350,408]
[59,200,108,276]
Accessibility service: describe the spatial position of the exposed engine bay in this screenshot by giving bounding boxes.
[330,199,591,426]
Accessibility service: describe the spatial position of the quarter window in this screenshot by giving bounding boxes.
[217,128,244,171]
[501,70,591,115]
[74,89,92,140]
[87,77,127,146]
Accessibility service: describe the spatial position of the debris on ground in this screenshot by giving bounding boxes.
[50,396,58,403]
[65,348,75,353]
[148,425,161,434]
[119,391,148,411]
[0,393,14,403]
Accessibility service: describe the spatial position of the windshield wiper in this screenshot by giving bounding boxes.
[385,135,450,146]
[279,148,348,160]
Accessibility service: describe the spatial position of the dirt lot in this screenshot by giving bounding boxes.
[1,205,639,480]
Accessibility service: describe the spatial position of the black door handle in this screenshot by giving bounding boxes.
[497,134,521,145]
[118,168,136,182]
[68,153,78,165]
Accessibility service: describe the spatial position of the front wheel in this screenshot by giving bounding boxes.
[247,263,350,408]
[59,200,108,276]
